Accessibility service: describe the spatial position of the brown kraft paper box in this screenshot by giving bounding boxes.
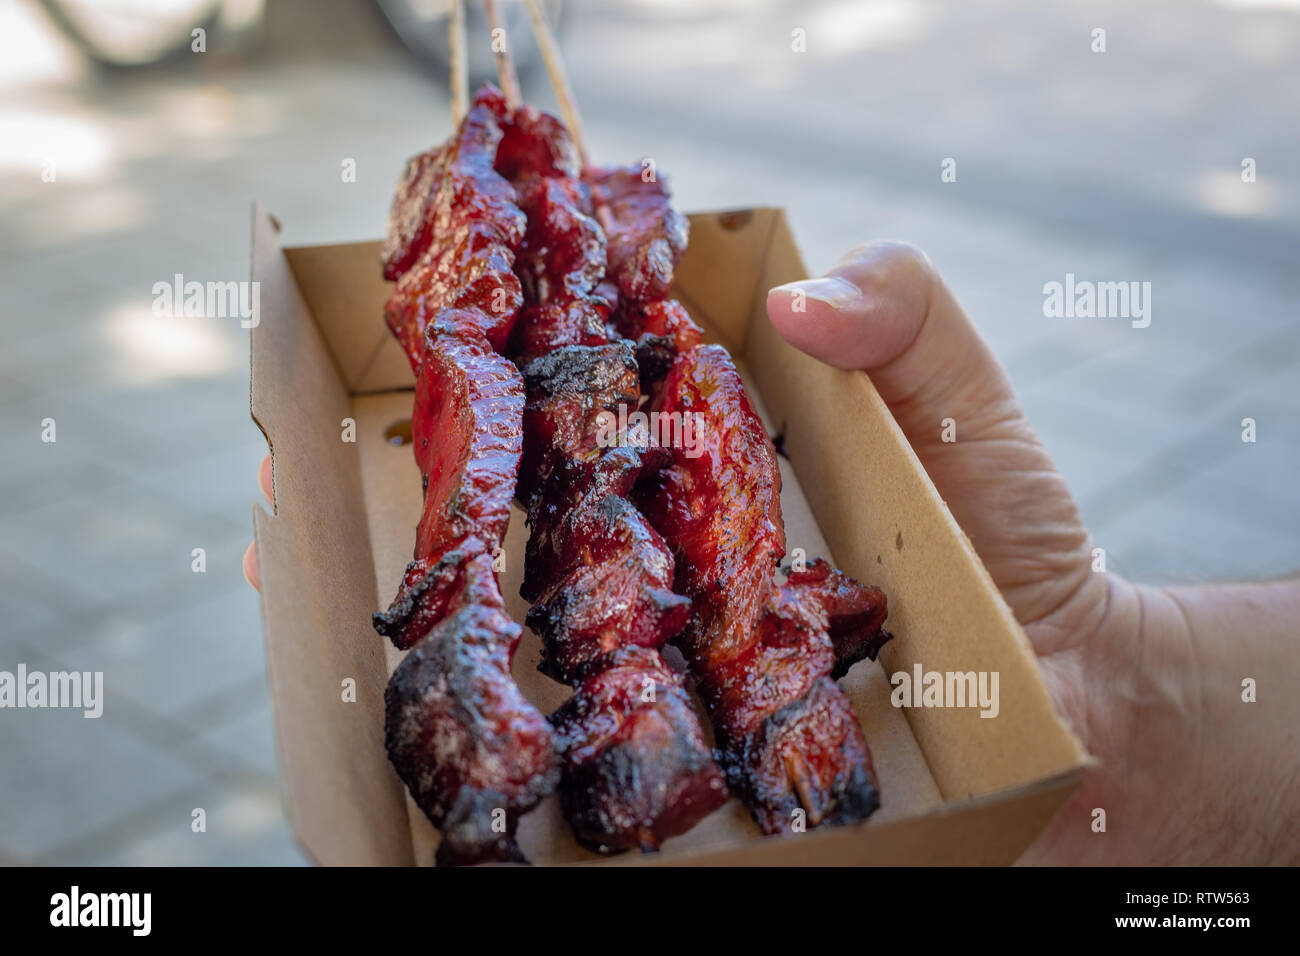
[248,203,1091,866]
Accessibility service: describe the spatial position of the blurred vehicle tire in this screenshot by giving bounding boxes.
[35,0,264,66]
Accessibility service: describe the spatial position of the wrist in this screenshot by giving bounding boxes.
[1077,575,1300,863]
[1161,577,1300,864]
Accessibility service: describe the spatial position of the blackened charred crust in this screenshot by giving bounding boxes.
[550,648,727,853]
[373,550,469,649]
[384,600,558,867]
[715,677,881,834]
[632,334,677,389]
[831,627,892,681]
[433,789,527,867]
[520,341,638,403]
[511,339,723,852]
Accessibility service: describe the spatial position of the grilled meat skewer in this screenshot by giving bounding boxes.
[495,108,726,853]
[587,164,896,834]
[376,86,556,866]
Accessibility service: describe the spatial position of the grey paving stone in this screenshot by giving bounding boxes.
[1096,493,1296,586]
[0,388,135,508]
[196,695,282,780]
[133,438,267,526]
[90,783,309,867]
[0,480,246,610]
[7,531,249,664]
[11,371,255,476]
[1022,352,1213,448]
[0,552,74,649]
[1017,388,1201,510]
[0,648,206,860]
[1194,397,1300,513]
[40,586,267,717]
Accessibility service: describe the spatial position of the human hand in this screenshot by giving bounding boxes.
[242,453,273,591]
[767,241,1300,865]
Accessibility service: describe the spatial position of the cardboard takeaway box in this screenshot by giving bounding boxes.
[249,204,1090,866]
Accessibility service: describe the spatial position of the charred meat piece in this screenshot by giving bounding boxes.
[510,345,720,846]
[503,148,609,359]
[523,448,690,683]
[611,298,705,391]
[784,558,891,680]
[516,346,688,682]
[513,174,604,304]
[375,86,557,865]
[713,560,890,833]
[613,298,704,354]
[381,145,445,281]
[385,226,524,366]
[637,344,892,834]
[586,165,689,306]
[715,676,880,834]
[699,558,890,741]
[510,297,610,362]
[495,104,580,182]
[507,345,722,846]
[385,558,559,867]
[638,345,786,669]
[384,87,526,370]
[374,317,525,650]
[551,646,727,854]
[515,341,632,506]
[496,121,727,852]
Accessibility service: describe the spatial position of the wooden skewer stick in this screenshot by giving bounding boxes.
[523,0,589,168]
[483,0,522,109]
[449,0,469,125]
[522,1,619,242]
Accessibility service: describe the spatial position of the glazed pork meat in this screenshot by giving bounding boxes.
[375,87,556,866]
[373,83,893,864]
[495,108,727,853]
[588,164,896,834]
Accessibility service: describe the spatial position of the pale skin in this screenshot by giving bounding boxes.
[244,241,1300,864]
[766,242,1300,865]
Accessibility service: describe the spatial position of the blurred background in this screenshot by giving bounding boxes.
[0,0,1296,865]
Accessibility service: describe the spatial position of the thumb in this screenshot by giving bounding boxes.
[766,241,1012,437]
[766,241,1100,638]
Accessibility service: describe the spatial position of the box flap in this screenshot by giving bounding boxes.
[250,205,414,866]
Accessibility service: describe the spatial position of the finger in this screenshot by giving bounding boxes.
[766,240,1015,442]
[258,454,273,507]
[243,540,261,591]
[765,240,1099,633]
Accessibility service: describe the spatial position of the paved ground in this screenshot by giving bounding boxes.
[0,0,1296,864]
